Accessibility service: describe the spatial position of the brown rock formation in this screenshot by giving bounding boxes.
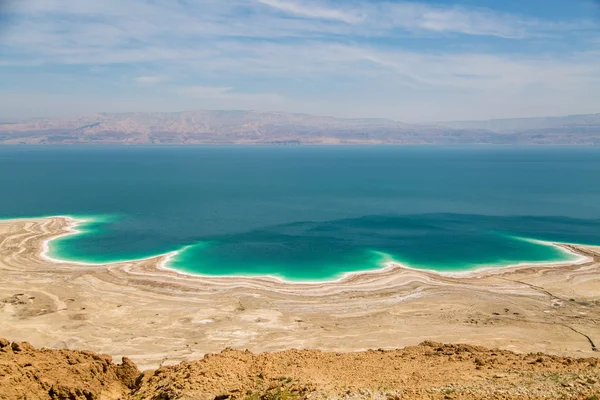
[1,338,599,400]
[0,339,140,400]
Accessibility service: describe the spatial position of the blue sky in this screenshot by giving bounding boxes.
[0,0,599,122]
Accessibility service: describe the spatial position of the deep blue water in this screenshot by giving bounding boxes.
[1,146,599,280]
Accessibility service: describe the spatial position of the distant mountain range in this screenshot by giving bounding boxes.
[1,110,599,145]
[437,113,600,134]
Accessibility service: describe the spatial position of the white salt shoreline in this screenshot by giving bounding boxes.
[34,215,594,286]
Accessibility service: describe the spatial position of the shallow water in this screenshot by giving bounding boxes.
[1,146,599,281]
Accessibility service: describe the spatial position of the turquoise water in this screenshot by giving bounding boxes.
[1,146,599,281]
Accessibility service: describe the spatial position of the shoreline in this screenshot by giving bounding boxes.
[37,215,594,285]
[41,215,181,267]
[1,215,599,368]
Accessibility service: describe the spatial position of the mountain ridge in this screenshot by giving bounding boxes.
[1,110,599,145]
[437,113,600,134]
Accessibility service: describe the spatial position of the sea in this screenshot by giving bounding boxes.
[1,145,599,281]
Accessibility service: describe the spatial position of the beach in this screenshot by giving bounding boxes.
[1,216,599,370]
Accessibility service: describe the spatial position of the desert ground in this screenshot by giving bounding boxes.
[0,217,599,372]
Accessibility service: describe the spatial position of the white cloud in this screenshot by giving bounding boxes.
[0,0,590,72]
[0,0,597,121]
[258,0,363,24]
[1,0,584,49]
[383,3,533,38]
[253,0,569,38]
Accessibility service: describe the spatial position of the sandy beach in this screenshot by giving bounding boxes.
[0,216,599,370]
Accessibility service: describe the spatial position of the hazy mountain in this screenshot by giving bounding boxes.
[0,110,599,145]
[436,113,600,134]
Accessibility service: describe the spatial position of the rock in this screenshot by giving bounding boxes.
[0,338,9,348]
[2,340,600,400]
[1,341,134,399]
[117,357,142,389]
[11,342,34,352]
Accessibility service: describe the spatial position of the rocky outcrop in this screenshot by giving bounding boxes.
[1,338,599,399]
[0,338,141,400]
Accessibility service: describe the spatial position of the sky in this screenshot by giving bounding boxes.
[0,0,599,122]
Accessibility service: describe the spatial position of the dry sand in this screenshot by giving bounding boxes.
[0,217,599,370]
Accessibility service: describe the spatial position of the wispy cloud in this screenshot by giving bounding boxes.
[258,0,363,24]
[255,0,554,38]
[384,3,533,38]
[0,0,597,121]
[1,0,584,49]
